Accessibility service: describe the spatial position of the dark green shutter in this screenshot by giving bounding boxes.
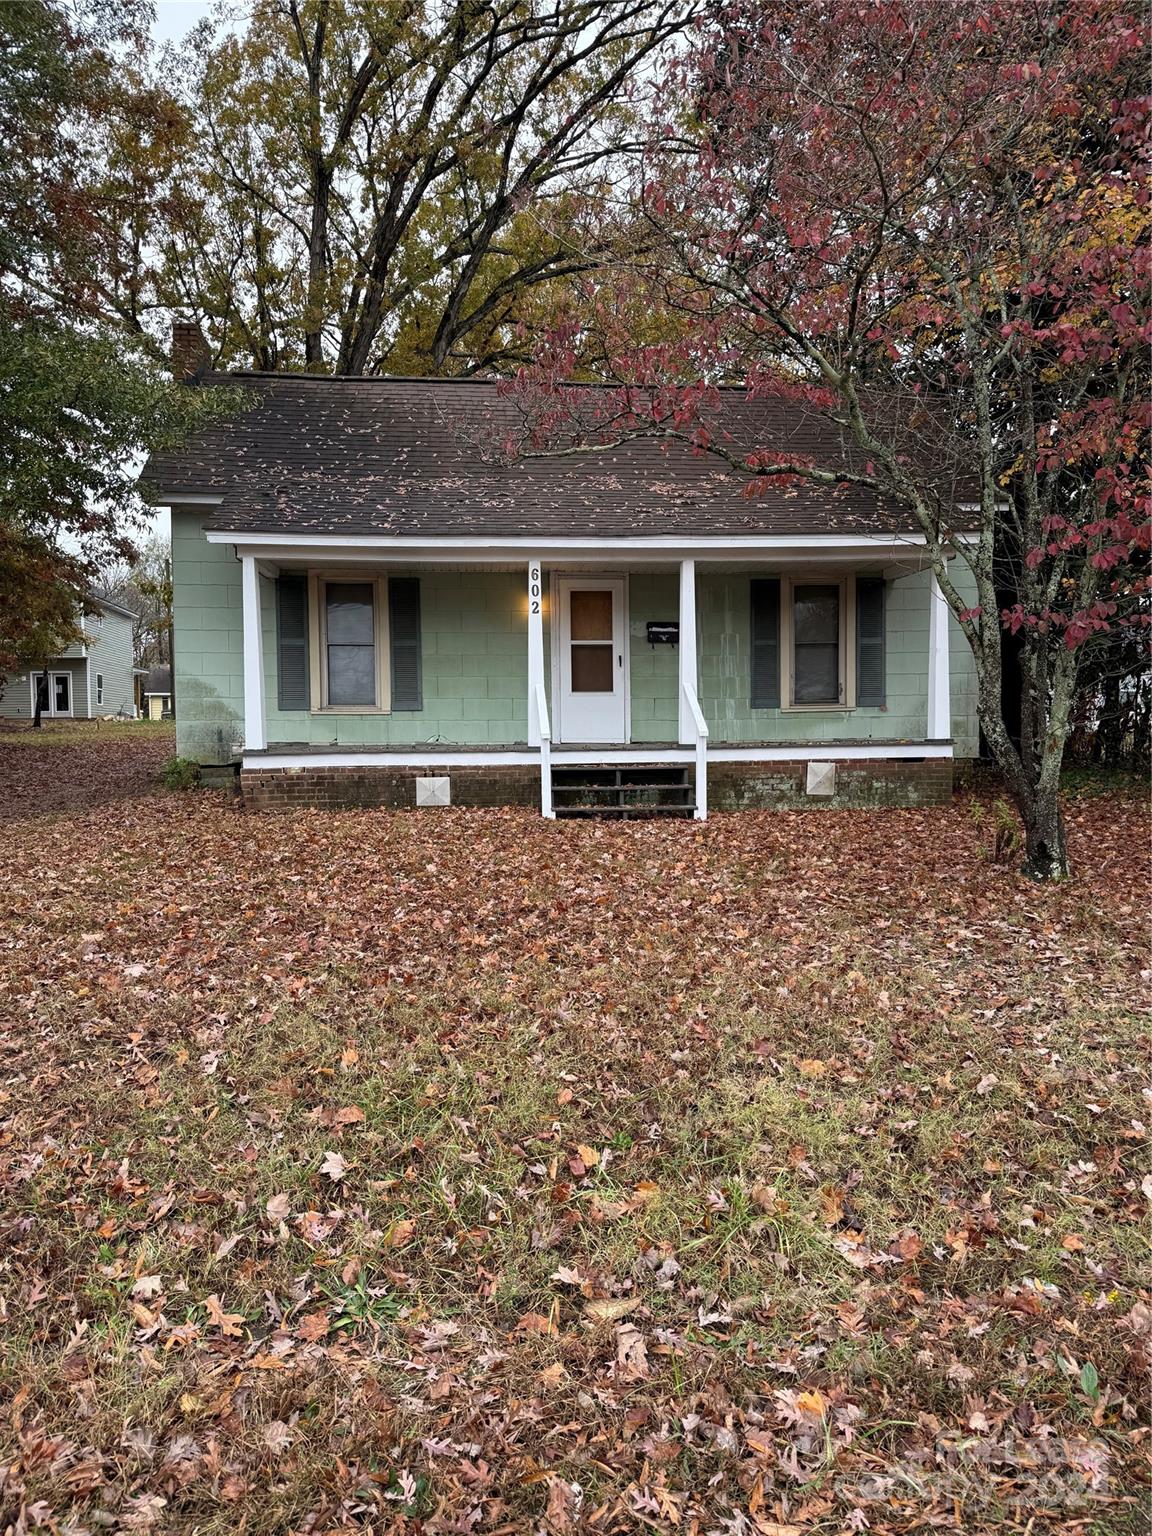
[389,577,422,711]
[856,576,886,707]
[276,574,310,711]
[750,578,781,708]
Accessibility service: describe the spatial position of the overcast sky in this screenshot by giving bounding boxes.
[152,1,221,45]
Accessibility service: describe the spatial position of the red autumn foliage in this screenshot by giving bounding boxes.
[506,0,1151,878]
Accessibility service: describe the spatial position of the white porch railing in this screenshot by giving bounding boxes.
[681,680,709,820]
[535,683,555,819]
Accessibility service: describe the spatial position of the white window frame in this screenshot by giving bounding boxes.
[307,572,390,714]
[96,672,104,706]
[781,574,856,711]
[29,670,74,717]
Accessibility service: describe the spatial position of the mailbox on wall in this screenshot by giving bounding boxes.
[646,621,679,646]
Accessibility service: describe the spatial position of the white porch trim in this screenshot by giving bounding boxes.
[526,556,545,746]
[677,558,698,746]
[205,530,956,565]
[244,742,953,772]
[927,572,951,740]
[241,554,267,751]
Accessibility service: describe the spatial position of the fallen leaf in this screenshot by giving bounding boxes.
[795,1387,828,1418]
[584,1297,640,1323]
[615,1320,649,1378]
[295,1309,330,1343]
[204,1294,246,1337]
[262,1420,293,1454]
[320,1149,347,1182]
[514,1311,558,1336]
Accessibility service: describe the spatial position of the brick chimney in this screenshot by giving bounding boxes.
[171,319,212,381]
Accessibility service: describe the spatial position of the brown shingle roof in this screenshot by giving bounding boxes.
[142,373,927,538]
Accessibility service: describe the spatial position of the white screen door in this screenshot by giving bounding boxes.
[555,577,627,744]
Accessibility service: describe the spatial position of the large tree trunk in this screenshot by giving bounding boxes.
[976,660,1073,881]
[1020,781,1069,881]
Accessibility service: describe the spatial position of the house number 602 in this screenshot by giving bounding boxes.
[529,565,541,615]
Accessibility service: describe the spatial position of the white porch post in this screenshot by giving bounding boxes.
[527,556,545,747]
[678,558,698,745]
[927,570,951,741]
[241,554,267,752]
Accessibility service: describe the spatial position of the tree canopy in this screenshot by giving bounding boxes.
[94,0,693,376]
[0,0,238,675]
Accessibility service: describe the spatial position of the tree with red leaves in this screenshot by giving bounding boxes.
[511,0,1150,878]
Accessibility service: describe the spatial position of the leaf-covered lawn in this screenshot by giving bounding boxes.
[0,720,176,817]
[0,737,1147,1535]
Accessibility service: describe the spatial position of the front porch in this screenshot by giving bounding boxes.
[187,530,976,816]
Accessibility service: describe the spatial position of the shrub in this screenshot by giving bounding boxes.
[161,756,200,791]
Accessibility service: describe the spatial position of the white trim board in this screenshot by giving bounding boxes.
[245,743,954,771]
[204,531,968,566]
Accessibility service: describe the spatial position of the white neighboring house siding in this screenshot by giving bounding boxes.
[0,601,136,720]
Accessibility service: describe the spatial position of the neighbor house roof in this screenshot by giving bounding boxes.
[144,664,172,696]
[142,373,956,540]
[89,594,139,622]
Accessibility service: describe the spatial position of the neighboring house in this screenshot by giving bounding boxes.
[142,354,979,818]
[143,663,173,720]
[0,596,139,722]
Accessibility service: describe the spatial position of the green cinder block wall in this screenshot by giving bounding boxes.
[172,511,245,763]
[172,518,980,765]
[262,569,533,748]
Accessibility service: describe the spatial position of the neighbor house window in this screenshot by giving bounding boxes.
[96,673,104,705]
[308,576,388,711]
[783,577,851,709]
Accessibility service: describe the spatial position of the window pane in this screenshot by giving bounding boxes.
[792,584,840,704]
[793,585,839,644]
[569,589,613,641]
[326,583,374,644]
[54,675,70,710]
[794,643,839,703]
[571,644,614,692]
[327,644,376,705]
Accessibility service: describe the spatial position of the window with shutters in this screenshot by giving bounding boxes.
[307,575,390,712]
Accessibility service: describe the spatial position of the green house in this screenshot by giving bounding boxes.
[144,339,978,817]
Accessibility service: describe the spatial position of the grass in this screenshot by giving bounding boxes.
[0,717,176,745]
[0,730,1147,1534]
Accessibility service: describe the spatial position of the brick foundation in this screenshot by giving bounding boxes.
[241,763,540,811]
[241,757,953,812]
[708,757,953,810]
